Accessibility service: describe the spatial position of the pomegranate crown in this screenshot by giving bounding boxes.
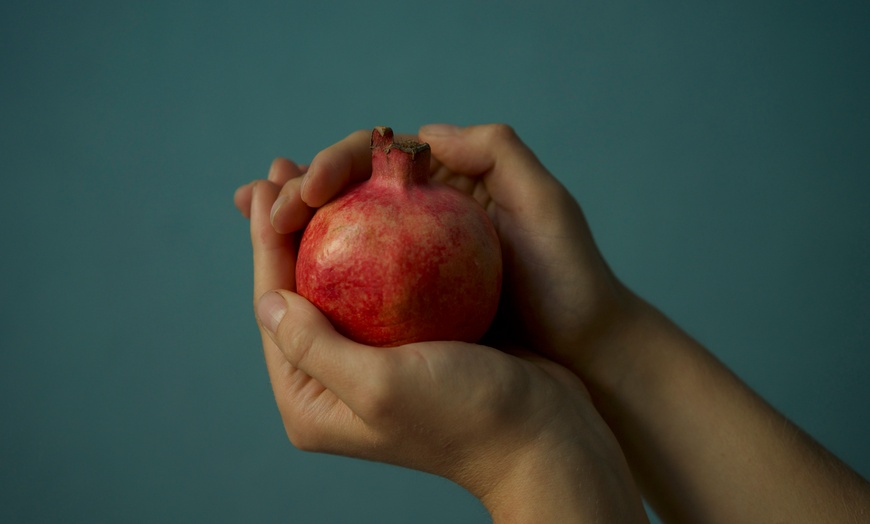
[371,126,430,159]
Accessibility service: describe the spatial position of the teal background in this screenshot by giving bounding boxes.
[2,1,868,522]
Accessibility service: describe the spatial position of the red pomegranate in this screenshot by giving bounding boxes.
[296,126,502,347]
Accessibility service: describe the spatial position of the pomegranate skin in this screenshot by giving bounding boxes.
[296,127,502,347]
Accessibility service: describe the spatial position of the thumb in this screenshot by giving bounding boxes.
[255,290,373,396]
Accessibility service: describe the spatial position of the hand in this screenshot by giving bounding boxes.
[237,169,648,522]
[238,126,870,523]
[245,124,632,375]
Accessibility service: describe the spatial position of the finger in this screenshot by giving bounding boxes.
[270,175,316,234]
[234,181,255,218]
[252,181,296,295]
[256,289,388,413]
[419,123,564,212]
[250,180,299,387]
[418,123,539,175]
[270,130,372,231]
[297,129,372,209]
[294,130,420,207]
[268,157,313,233]
[252,179,379,453]
[268,157,304,185]
[235,158,304,219]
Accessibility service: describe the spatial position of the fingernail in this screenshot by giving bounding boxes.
[257,291,287,334]
[420,124,460,137]
[270,196,288,224]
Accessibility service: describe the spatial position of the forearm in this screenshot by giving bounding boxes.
[578,291,870,523]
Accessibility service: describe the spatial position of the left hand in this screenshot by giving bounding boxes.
[236,162,647,521]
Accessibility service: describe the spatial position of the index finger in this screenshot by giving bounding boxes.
[269,129,371,234]
[300,128,422,208]
[300,129,372,208]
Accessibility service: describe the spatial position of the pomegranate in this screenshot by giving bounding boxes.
[296,126,502,347]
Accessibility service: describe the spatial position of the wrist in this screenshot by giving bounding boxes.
[564,283,653,384]
[564,287,689,438]
[475,420,648,523]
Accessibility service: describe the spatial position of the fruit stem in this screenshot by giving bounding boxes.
[371,126,430,186]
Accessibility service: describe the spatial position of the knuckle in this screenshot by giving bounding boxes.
[358,387,392,422]
[356,367,398,422]
[348,128,370,142]
[483,123,519,144]
[310,147,336,173]
[278,315,316,369]
[280,398,331,453]
[284,421,322,453]
[270,157,285,172]
[278,175,300,197]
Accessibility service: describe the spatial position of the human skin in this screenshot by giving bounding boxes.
[238,162,649,522]
[240,122,870,523]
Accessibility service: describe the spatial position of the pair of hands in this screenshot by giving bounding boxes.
[234,124,646,520]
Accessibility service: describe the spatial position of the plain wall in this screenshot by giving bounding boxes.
[2,1,868,522]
